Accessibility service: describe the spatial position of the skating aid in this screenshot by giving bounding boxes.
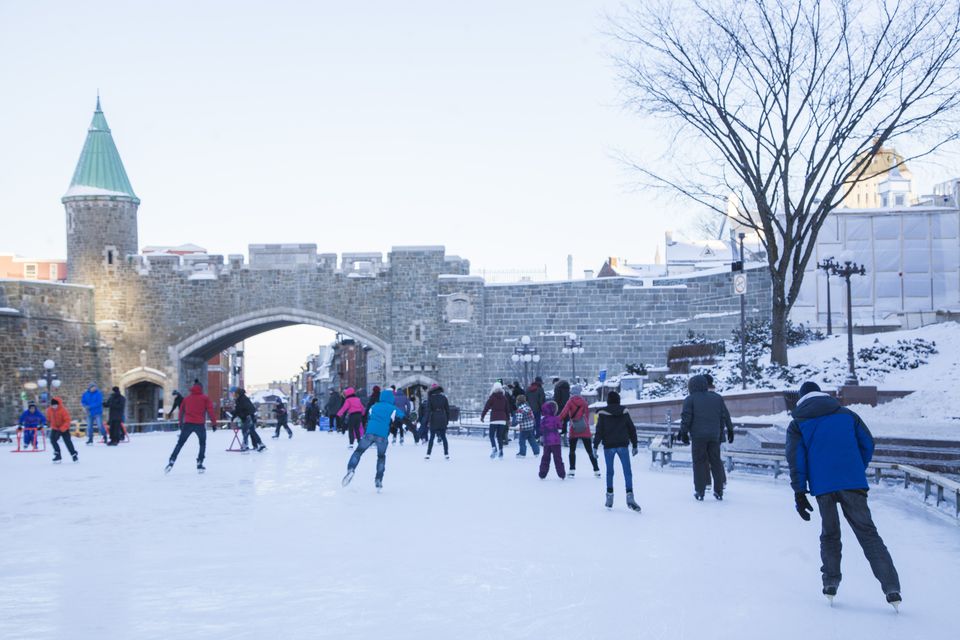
[10,428,46,453]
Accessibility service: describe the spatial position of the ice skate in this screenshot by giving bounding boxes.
[197,463,206,474]
[445,454,450,460]
[375,478,383,492]
[490,448,497,459]
[886,592,901,612]
[342,469,355,487]
[626,491,642,513]
[569,470,575,478]
[498,450,503,458]
[271,434,279,439]
[71,453,78,462]
[256,444,266,452]
[288,432,293,439]
[823,586,837,605]
[605,491,614,509]
[713,491,723,501]
[694,492,705,501]
[594,470,601,478]
[52,455,62,464]
[164,461,174,474]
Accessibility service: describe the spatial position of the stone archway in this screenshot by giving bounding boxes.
[119,366,168,425]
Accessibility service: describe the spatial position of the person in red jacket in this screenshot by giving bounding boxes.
[481,382,511,459]
[559,385,599,478]
[165,383,217,473]
[46,397,78,463]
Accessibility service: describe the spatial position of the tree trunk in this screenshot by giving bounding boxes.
[770,297,790,366]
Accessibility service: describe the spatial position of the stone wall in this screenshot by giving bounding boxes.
[0,280,107,425]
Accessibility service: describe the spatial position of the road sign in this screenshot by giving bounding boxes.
[733,273,748,295]
[598,369,607,382]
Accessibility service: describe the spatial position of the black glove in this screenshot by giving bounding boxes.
[631,445,638,457]
[680,432,690,445]
[795,492,814,521]
[727,430,734,444]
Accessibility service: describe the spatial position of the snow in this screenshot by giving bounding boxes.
[62,185,132,198]
[1,433,957,640]
[0,306,21,314]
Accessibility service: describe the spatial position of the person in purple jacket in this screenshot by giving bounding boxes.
[538,401,566,479]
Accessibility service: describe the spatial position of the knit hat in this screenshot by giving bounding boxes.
[607,391,621,405]
[798,381,821,397]
[571,384,583,396]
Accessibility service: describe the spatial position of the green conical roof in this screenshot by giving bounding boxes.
[62,97,139,203]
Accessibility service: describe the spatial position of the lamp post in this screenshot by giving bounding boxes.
[831,260,867,385]
[816,257,839,335]
[511,335,540,388]
[562,334,584,381]
[36,359,61,407]
[738,232,746,390]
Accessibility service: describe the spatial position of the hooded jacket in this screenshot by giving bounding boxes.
[81,385,103,416]
[179,384,216,426]
[324,390,342,416]
[424,385,450,430]
[105,389,126,422]
[553,380,571,413]
[481,388,511,423]
[46,398,72,432]
[18,405,47,429]
[305,399,321,424]
[540,401,563,446]
[679,375,733,442]
[593,404,638,450]
[393,391,410,418]
[559,395,591,438]
[786,392,874,496]
[233,390,257,421]
[526,381,546,413]
[337,388,365,417]
[366,389,398,438]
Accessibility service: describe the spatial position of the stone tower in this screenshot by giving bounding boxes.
[63,96,140,286]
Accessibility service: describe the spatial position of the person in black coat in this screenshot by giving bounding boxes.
[324,389,343,432]
[273,401,293,439]
[553,379,571,437]
[304,398,320,431]
[592,391,641,511]
[679,374,734,500]
[423,384,450,459]
[104,386,126,445]
[166,390,183,420]
[233,388,265,452]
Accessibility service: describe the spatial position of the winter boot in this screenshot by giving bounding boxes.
[342,469,355,487]
[823,586,837,605]
[197,463,206,474]
[626,491,642,512]
[605,490,614,509]
[71,452,78,462]
[886,592,902,612]
[164,461,174,474]
[52,454,62,464]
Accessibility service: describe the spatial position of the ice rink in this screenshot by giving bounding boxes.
[1,429,957,640]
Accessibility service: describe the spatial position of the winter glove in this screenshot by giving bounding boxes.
[632,445,638,457]
[727,429,734,444]
[679,432,690,445]
[795,492,814,521]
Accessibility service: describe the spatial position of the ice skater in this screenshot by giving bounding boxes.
[166,382,217,473]
[678,374,733,500]
[513,394,540,458]
[593,391,640,511]
[423,384,450,460]
[786,381,901,610]
[342,388,397,491]
[81,383,106,445]
[232,387,266,452]
[481,382,510,459]
[17,402,46,449]
[46,397,77,463]
[273,401,293,439]
[104,386,126,445]
[537,401,565,479]
[337,387,365,448]
[559,384,599,477]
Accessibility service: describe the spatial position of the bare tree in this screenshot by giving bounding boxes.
[613,0,960,365]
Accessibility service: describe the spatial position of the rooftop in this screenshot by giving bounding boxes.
[62,96,139,204]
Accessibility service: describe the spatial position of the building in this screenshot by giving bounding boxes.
[206,344,243,417]
[0,254,67,281]
[842,146,916,209]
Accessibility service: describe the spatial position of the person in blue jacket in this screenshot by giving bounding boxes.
[785,381,901,610]
[342,389,396,490]
[18,402,46,448]
[81,383,106,445]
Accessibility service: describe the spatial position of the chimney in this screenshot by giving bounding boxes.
[584,269,595,279]
[567,254,573,280]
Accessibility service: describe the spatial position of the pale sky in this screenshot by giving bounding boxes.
[3,1,957,384]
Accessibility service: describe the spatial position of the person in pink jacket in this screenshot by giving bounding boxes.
[559,384,600,478]
[337,388,365,449]
[538,401,566,480]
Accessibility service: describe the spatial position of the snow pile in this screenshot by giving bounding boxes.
[1,433,958,640]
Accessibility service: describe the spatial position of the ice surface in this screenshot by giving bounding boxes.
[1,432,957,640]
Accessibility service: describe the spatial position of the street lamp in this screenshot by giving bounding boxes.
[512,335,540,387]
[562,333,584,381]
[817,257,839,335]
[831,260,867,385]
[738,232,747,390]
[36,359,61,406]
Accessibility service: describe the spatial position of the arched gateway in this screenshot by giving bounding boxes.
[0,100,770,424]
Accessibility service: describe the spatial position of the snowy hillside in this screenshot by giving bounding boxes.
[1,432,958,640]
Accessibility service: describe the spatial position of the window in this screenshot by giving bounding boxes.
[23,263,38,279]
[894,194,905,206]
[49,264,58,280]
[107,251,114,265]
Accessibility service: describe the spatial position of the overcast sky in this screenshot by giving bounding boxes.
[3,1,957,385]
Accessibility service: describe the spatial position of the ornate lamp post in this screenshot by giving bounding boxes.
[36,359,61,407]
[561,334,584,381]
[831,260,867,385]
[817,256,839,335]
[511,335,540,387]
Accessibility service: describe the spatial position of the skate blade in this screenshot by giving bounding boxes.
[890,602,900,613]
[826,595,834,606]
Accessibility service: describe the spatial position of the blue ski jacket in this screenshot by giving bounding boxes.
[366,390,397,438]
